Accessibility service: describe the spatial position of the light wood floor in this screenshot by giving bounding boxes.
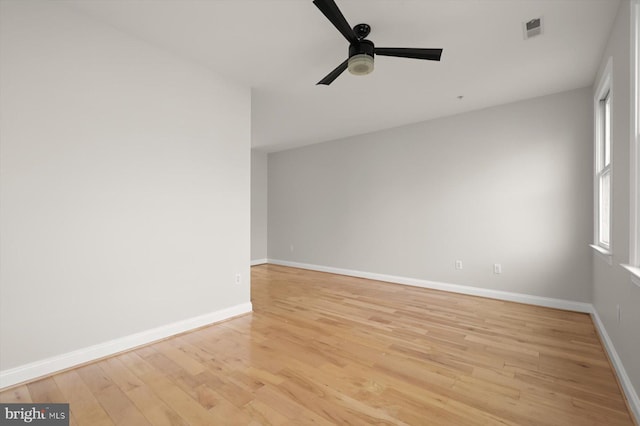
[1,264,636,425]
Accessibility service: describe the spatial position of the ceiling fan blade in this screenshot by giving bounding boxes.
[313,0,358,44]
[374,48,443,61]
[317,59,349,85]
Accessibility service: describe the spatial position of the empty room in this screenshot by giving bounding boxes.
[1,0,639,425]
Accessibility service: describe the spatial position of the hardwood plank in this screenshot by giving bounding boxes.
[97,356,144,392]
[76,363,151,425]
[26,377,65,403]
[0,385,32,403]
[53,370,114,426]
[243,398,291,425]
[125,384,188,426]
[127,352,221,425]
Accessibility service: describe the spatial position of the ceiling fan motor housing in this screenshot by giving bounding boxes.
[348,39,375,75]
[349,39,374,58]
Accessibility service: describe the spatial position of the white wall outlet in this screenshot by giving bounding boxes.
[455,260,463,270]
[493,264,502,274]
[290,244,294,252]
[235,273,241,285]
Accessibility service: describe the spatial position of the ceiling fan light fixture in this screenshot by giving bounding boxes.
[348,54,374,76]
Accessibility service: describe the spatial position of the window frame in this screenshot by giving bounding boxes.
[592,57,613,264]
[597,91,612,250]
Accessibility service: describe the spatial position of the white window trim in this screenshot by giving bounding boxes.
[592,57,613,264]
[622,0,640,287]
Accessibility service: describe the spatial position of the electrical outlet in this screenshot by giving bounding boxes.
[455,260,463,270]
[617,304,621,323]
[235,273,241,285]
[493,264,502,274]
[290,244,294,252]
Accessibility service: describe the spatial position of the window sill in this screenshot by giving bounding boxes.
[620,264,640,287]
[590,244,613,265]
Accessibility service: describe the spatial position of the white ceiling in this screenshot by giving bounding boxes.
[64,0,620,152]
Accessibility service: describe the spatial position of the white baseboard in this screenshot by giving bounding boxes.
[0,302,252,390]
[267,259,592,313]
[251,258,268,266]
[591,310,640,424]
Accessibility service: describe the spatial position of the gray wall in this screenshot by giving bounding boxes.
[251,150,268,261]
[592,0,640,403]
[0,1,251,370]
[268,88,593,302]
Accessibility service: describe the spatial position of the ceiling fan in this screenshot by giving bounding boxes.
[313,0,443,85]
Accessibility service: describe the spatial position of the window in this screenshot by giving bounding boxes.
[592,58,613,263]
[597,91,612,249]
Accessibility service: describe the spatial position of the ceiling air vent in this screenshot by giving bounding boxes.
[523,17,543,39]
